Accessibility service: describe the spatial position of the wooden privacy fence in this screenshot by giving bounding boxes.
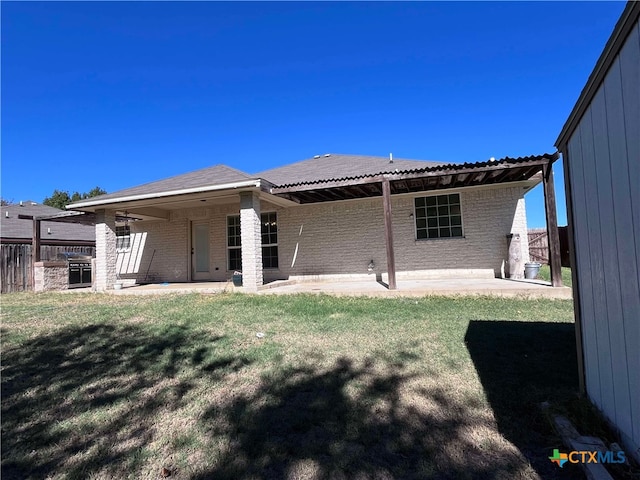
[528,228,549,264]
[0,244,95,293]
[527,227,570,267]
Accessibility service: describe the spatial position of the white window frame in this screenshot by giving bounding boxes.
[115,224,131,251]
[226,215,242,271]
[260,211,279,270]
[226,212,279,271]
[413,193,464,240]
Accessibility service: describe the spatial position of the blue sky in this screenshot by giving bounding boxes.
[1,1,626,227]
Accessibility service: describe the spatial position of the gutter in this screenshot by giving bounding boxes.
[66,179,263,209]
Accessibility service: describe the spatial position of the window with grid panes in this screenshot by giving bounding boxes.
[414,194,463,239]
[116,225,131,249]
[227,216,242,271]
[227,213,279,270]
[261,212,278,269]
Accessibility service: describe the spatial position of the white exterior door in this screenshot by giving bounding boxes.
[191,221,211,281]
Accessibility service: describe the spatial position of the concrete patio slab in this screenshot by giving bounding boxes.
[104,278,572,299]
[259,278,573,299]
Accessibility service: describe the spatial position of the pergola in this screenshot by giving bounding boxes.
[270,153,563,289]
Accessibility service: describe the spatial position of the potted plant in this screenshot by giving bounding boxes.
[232,271,243,287]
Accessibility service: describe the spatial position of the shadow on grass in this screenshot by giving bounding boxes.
[2,317,587,479]
[465,320,583,479]
[1,323,249,480]
[196,356,534,480]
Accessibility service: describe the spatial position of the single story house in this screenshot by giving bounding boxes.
[67,152,562,292]
[0,201,95,292]
[556,1,639,462]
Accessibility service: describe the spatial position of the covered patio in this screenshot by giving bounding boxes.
[270,153,564,289]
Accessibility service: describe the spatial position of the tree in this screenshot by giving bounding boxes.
[43,190,72,209]
[43,187,107,209]
[85,186,107,198]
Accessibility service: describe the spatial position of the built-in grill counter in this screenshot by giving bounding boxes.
[57,253,93,288]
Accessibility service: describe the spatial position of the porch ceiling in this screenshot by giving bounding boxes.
[270,153,559,204]
[60,187,297,223]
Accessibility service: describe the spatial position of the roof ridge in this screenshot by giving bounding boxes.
[216,163,253,178]
[125,163,252,189]
[323,153,445,162]
[4,202,61,211]
[254,153,444,177]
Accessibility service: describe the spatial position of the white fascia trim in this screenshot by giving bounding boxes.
[66,179,263,209]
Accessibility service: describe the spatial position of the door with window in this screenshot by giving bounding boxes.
[191,221,212,281]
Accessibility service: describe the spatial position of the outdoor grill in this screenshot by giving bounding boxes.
[57,253,93,288]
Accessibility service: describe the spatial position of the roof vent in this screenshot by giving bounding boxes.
[19,201,23,206]
[313,155,320,159]
[5,211,9,218]
[324,153,331,157]
[490,157,496,162]
[389,152,393,164]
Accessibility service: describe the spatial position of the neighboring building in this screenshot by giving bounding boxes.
[0,201,95,292]
[67,152,561,292]
[556,1,639,463]
[1,201,96,247]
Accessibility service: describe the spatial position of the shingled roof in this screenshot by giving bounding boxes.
[67,154,445,208]
[66,152,552,209]
[256,153,443,187]
[80,164,253,204]
[1,202,95,242]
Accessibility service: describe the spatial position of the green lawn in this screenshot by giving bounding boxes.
[2,293,585,479]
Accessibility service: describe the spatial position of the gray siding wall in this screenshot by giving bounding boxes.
[565,20,640,459]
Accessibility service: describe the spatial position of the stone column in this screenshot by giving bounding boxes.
[239,192,263,291]
[34,261,69,292]
[95,209,117,291]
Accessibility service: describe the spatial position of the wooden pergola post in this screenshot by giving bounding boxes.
[382,179,397,290]
[32,218,42,262]
[542,161,563,287]
[32,218,41,288]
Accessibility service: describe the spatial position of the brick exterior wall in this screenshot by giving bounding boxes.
[118,216,189,284]
[239,192,263,290]
[95,209,117,291]
[120,184,530,284]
